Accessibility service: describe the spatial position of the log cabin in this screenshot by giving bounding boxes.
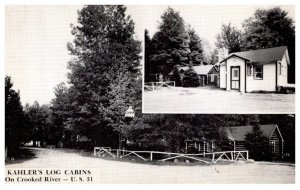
[185,124,284,160]
[224,124,284,159]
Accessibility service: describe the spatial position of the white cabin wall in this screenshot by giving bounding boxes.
[219,63,226,88]
[246,63,276,92]
[277,52,289,87]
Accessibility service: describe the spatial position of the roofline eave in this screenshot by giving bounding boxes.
[219,54,250,63]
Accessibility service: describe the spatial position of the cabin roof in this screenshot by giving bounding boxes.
[169,65,216,75]
[77,136,90,142]
[225,124,283,141]
[220,46,288,65]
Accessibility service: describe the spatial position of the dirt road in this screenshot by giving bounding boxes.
[5,148,295,183]
[143,87,295,113]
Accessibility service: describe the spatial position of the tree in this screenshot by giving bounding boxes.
[149,8,190,77]
[182,67,200,87]
[145,29,155,82]
[243,7,295,83]
[187,26,204,65]
[50,83,71,146]
[244,124,271,161]
[5,76,25,158]
[201,39,218,64]
[215,23,244,54]
[259,114,295,162]
[169,65,182,86]
[125,114,236,152]
[66,5,141,147]
[24,101,52,147]
[51,83,68,128]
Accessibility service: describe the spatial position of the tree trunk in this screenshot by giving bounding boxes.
[5,146,8,161]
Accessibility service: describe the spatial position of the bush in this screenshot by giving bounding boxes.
[182,68,200,87]
[277,86,295,94]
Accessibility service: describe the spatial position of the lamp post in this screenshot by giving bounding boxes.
[125,106,135,118]
[119,106,135,150]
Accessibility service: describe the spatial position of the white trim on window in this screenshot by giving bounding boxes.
[254,65,263,80]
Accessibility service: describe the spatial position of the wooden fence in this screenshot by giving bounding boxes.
[144,81,175,91]
[94,147,249,164]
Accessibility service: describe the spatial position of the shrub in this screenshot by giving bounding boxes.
[182,68,200,87]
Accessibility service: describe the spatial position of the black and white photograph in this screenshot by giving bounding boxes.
[3,2,297,185]
[143,5,295,114]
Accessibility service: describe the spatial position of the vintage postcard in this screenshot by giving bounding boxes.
[4,3,296,184]
[142,5,295,114]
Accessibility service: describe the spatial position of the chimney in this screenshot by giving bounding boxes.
[218,48,229,62]
[217,49,221,62]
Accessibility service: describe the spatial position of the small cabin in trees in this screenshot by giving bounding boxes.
[224,124,284,159]
[185,138,215,153]
[185,124,284,160]
[169,65,218,86]
[219,46,290,92]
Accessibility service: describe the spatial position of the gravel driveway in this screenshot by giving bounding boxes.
[143,87,295,114]
[6,148,295,183]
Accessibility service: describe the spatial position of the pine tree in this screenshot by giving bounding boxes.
[50,83,71,146]
[245,124,271,161]
[5,76,25,158]
[145,29,154,82]
[187,27,204,65]
[150,8,190,77]
[66,5,141,147]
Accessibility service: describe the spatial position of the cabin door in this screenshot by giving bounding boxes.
[231,66,240,90]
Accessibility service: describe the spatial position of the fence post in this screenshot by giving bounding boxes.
[246,151,249,161]
[212,152,215,163]
[150,152,153,161]
[231,151,234,161]
[94,147,97,156]
[117,150,119,158]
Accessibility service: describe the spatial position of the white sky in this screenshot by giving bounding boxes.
[145,5,295,41]
[5,5,295,105]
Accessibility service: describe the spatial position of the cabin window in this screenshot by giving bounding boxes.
[254,66,263,80]
[271,141,276,154]
[247,65,253,76]
[233,70,238,78]
[278,62,281,75]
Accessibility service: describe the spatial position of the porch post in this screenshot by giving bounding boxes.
[282,140,284,158]
[185,141,188,153]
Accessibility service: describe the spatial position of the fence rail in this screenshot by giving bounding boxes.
[144,81,175,91]
[94,147,249,164]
